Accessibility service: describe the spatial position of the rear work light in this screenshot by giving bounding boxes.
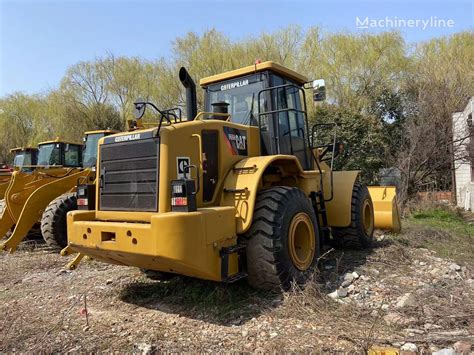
[77,184,96,210]
[171,179,197,212]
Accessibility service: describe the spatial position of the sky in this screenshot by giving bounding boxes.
[0,0,472,97]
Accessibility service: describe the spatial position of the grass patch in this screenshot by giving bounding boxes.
[394,207,473,265]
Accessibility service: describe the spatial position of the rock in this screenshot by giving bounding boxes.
[343,273,354,282]
[134,343,157,354]
[337,288,348,297]
[449,263,461,272]
[453,341,471,353]
[241,330,248,337]
[395,293,416,308]
[381,304,389,311]
[329,288,348,299]
[269,332,278,339]
[82,326,90,332]
[352,271,359,279]
[419,261,426,266]
[341,280,352,287]
[433,348,455,355]
[400,343,417,352]
[106,279,113,285]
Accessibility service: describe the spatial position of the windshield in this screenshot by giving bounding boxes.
[83,133,104,168]
[205,74,266,126]
[13,152,33,168]
[38,144,61,166]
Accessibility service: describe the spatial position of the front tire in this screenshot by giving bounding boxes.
[331,183,374,249]
[41,193,77,249]
[245,186,320,290]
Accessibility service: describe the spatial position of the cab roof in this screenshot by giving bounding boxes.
[84,130,120,135]
[199,61,308,87]
[10,147,37,153]
[38,137,82,146]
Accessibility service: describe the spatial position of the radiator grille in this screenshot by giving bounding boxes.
[99,138,159,211]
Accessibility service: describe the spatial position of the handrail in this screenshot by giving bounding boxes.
[194,111,231,121]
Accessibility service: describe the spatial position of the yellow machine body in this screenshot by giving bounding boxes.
[67,120,360,281]
[66,61,401,282]
[368,186,401,232]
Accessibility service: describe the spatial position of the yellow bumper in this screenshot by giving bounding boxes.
[67,207,239,281]
[368,186,401,232]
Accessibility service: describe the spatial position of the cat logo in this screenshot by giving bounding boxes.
[177,157,191,179]
[223,127,248,156]
[114,133,141,143]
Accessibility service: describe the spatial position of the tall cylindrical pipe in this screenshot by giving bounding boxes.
[179,67,197,121]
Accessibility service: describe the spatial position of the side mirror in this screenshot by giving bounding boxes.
[133,98,146,119]
[312,79,326,102]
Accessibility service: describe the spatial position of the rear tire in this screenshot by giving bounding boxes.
[41,193,77,250]
[331,183,374,249]
[244,186,320,291]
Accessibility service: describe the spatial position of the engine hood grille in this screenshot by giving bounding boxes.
[99,137,159,212]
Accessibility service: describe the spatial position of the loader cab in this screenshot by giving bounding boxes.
[11,147,38,171]
[37,140,83,167]
[202,62,312,170]
[82,130,119,168]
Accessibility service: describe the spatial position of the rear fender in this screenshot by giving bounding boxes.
[220,155,305,234]
[325,171,360,228]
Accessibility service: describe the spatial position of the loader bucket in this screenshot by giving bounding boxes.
[0,168,91,253]
[0,173,11,199]
[368,186,401,233]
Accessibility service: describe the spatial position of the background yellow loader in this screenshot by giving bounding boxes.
[0,130,116,252]
[65,62,401,290]
[0,147,38,199]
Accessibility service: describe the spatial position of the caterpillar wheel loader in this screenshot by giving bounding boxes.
[0,147,38,199]
[0,131,117,253]
[65,62,401,290]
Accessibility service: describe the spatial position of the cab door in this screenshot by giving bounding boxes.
[270,75,310,170]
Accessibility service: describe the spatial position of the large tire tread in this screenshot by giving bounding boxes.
[331,183,374,249]
[245,186,320,291]
[41,192,77,250]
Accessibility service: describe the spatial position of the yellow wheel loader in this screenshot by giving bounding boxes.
[0,131,116,253]
[0,147,38,199]
[66,62,401,290]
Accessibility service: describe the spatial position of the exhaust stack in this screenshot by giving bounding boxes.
[179,67,198,121]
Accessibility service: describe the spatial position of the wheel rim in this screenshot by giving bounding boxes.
[288,212,316,271]
[362,199,374,236]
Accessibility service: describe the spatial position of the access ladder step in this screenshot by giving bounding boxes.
[223,272,248,283]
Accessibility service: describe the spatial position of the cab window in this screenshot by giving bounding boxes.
[65,144,81,167]
[205,73,267,126]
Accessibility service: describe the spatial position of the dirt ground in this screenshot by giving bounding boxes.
[0,214,473,353]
